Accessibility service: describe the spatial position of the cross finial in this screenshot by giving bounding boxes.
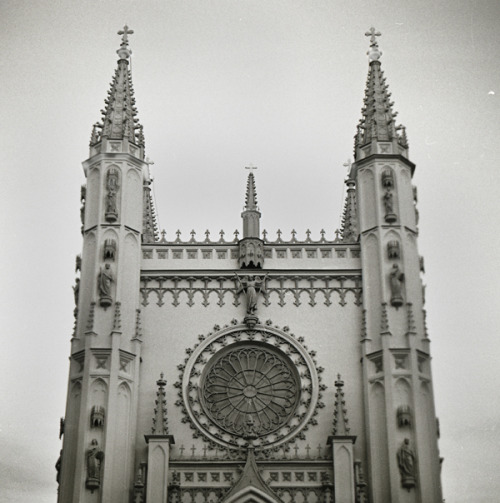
[118,25,134,46]
[365,27,381,45]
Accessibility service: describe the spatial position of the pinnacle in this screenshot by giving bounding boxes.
[89,27,144,151]
[354,29,408,160]
[245,172,258,211]
[332,374,351,436]
[340,177,358,243]
[151,373,169,435]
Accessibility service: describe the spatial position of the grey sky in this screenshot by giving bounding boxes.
[1,1,499,501]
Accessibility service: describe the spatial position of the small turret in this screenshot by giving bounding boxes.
[239,168,264,268]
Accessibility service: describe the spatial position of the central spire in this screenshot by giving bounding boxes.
[89,26,145,155]
[353,28,409,161]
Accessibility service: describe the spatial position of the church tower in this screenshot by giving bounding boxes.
[57,27,442,503]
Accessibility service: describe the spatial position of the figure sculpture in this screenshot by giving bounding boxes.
[73,278,80,306]
[235,274,267,315]
[397,438,416,490]
[98,264,114,307]
[105,169,119,222]
[383,190,397,223]
[389,263,404,307]
[86,439,104,492]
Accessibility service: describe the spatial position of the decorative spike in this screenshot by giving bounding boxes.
[151,373,169,435]
[142,182,159,243]
[380,302,391,335]
[86,302,96,332]
[340,178,358,243]
[134,309,142,340]
[332,374,351,435]
[244,171,258,210]
[112,302,122,332]
[406,302,417,335]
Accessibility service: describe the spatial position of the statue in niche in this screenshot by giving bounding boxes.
[105,169,120,222]
[383,190,397,223]
[397,405,412,427]
[382,168,394,189]
[387,240,400,259]
[75,254,82,273]
[86,439,104,492]
[91,406,105,428]
[235,274,267,315]
[103,239,117,261]
[390,263,404,307]
[98,264,114,307]
[397,438,416,490]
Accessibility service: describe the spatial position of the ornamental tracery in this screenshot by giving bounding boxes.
[175,321,325,452]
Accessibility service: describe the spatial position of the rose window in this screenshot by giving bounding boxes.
[201,345,300,437]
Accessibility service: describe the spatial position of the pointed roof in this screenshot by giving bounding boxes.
[340,177,358,243]
[142,182,159,243]
[244,171,258,211]
[90,26,144,151]
[354,28,408,161]
[332,374,351,436]
[222,448,280,503]
[151,373,169,435]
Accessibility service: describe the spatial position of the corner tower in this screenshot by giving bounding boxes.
[351,29,442,502]
[59,27,152,502]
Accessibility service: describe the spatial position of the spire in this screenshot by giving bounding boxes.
[151,373,169,435]
[245,171,258,211]
[340,177,358,243]
[354,28,408,161]
[90,26,145,154]
[142,182,159,243]
[332,374,351,436]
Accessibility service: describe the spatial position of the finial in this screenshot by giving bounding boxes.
[365,27,382,62]
[117,25,134,59]
[332,373,351,435]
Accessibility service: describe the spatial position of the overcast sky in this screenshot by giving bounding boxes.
[1,1,499,502]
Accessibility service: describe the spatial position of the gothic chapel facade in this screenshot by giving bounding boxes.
[58,27,443,503]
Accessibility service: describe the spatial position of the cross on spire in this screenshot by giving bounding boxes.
[365,27,381,45]
[118,25,134,46]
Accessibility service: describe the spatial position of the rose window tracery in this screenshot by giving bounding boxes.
[176,322,324,451]
[202,345,300,437]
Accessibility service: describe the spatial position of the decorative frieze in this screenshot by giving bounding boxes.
[140,274,362,308]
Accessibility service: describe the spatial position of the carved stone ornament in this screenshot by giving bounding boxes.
[397,438,416,490]
[98,263,114,307]
[389,263,404,307]
[91,405,105,428]
[239,237,264,269]
[383,190,397,223]
[176,322,324,453]
[397,405,412,427]
[381,168,394,189]
[103,238,117,261]
[235,274,268,326]
[105,168,120,222]
[387,240,400,259]
[86,439,104,493]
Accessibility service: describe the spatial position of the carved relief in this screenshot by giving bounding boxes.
[397,438,416,490]
[91,406,105,428]
[103,239,117,261]
[397,405,412,427]
[235,274,268,328]
[387,240,400,259]
[86,439,104,492]
[105,168,120,222]
[389,264,404,307]
[98,264,114,307]
[239,238,264,268]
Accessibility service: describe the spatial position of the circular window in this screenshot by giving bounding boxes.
[201,343,300,438]
[177,322,323,451]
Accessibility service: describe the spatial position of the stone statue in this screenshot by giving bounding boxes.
[98,264,114,307]
[397,438,416,490]
[390,263,404,307]
[383,190,397,223]
[55,449,62,484]
[105,169,119,222]
[235,274,267,315]
[73,278,80,306]
[86,439,104,492]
